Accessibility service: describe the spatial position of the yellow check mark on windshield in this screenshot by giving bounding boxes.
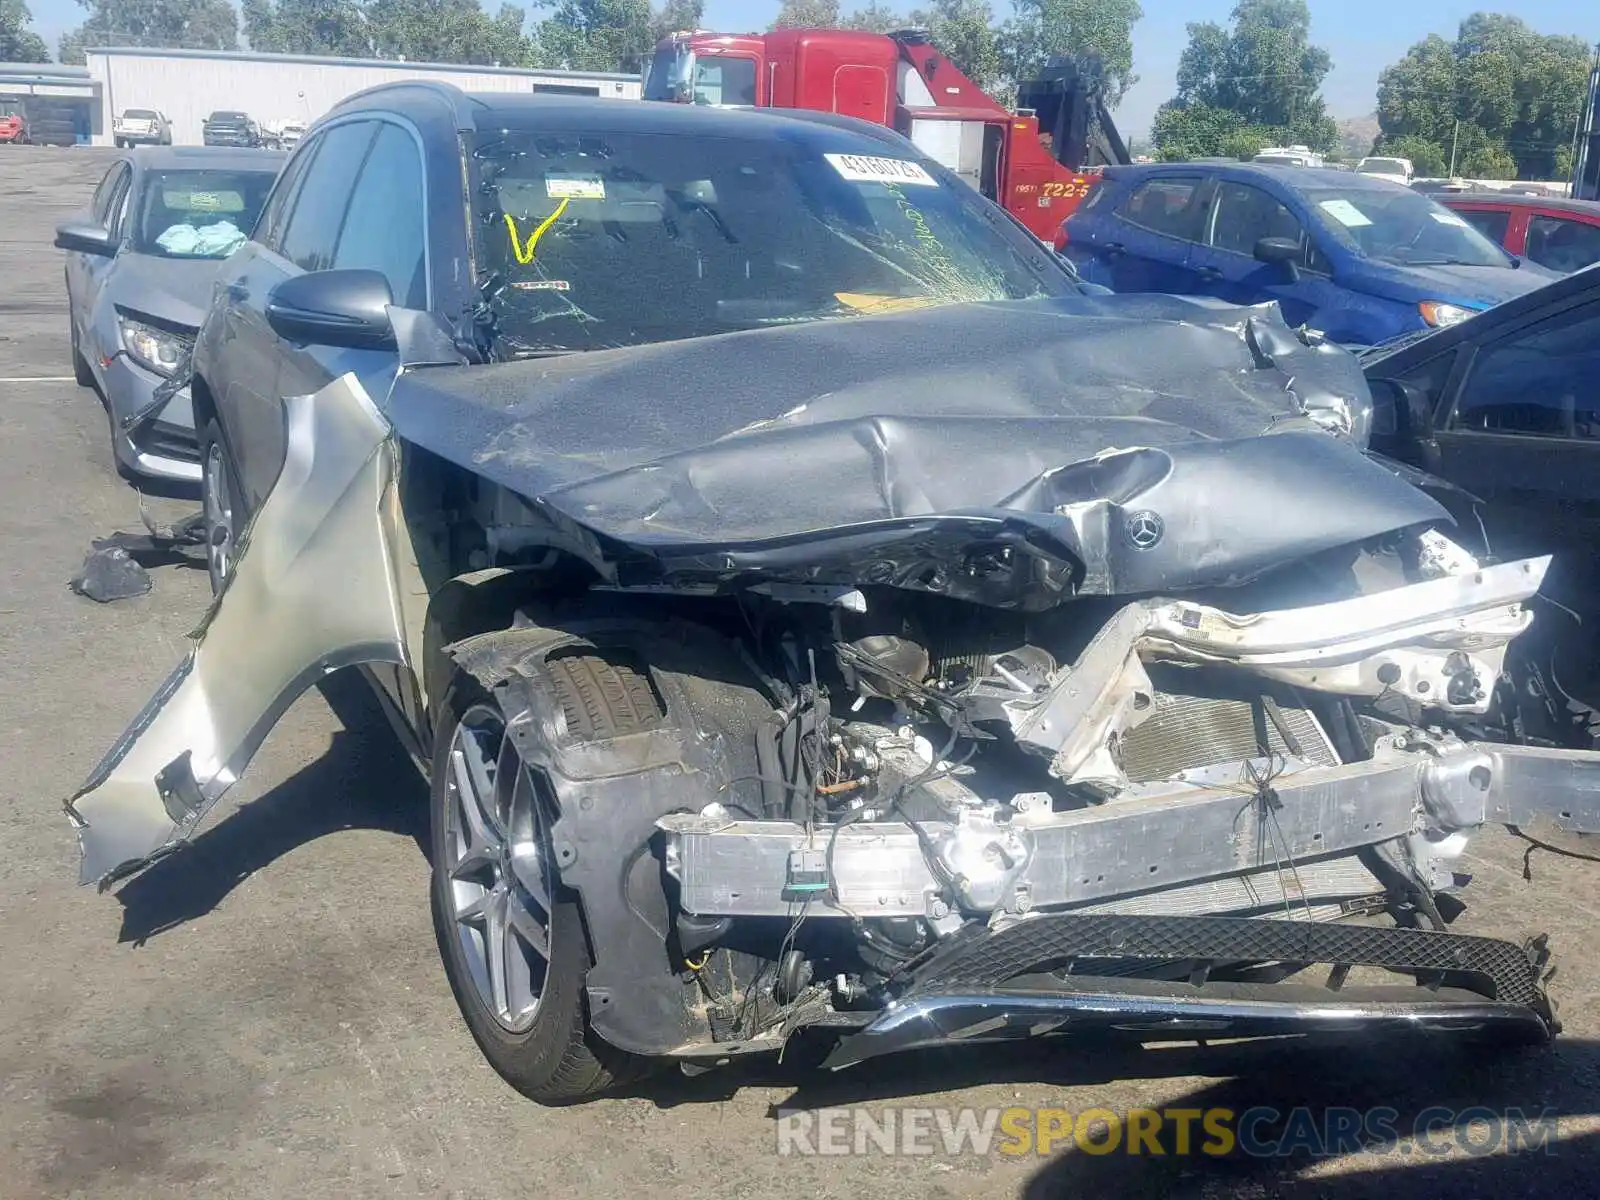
[504,197,570,265]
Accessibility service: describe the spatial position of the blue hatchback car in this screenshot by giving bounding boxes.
[1063,163,1556,344]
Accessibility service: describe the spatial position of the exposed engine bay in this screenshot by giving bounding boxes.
[609,531,1578,1064]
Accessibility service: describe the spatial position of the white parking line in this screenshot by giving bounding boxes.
[0,376,77,383]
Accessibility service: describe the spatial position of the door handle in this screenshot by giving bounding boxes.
[1104,241,1126,257]
[225,281,249,302]
[1196,266,1223,282]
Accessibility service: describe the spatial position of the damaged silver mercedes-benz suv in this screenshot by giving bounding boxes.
[67,84,1600,1103]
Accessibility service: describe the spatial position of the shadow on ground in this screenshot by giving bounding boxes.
[631,1035,1600,1196]
[112,670,429,945]
[1014,1039,1600,1198]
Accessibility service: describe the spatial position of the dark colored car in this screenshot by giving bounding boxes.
[1064,163,1555,344]
[68,83,1600,1107]
[202,111,260,147]
[54,146,284,481]
[1439,192,1600,275]
[1364,263,1600,701]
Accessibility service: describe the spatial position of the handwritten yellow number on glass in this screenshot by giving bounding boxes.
[504,196,570,265]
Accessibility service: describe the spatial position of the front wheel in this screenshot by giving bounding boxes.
[428,652,652,1107]
[68,297,93,387]
[428,646,653,1103]
[199,418,242,594]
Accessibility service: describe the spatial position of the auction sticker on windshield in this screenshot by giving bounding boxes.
[1431,210,1469,227]
[825,153,938,187]
[546,176,606,199]
[1319,198,1373,227]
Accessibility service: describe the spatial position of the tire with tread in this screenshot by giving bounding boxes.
[68,281,93,387]
[429,638,655,1104]
[544,650,662,738]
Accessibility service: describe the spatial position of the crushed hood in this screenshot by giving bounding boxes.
[110,253,223,330]
[388,295,1446,608]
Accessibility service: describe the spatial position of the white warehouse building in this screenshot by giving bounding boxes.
[85,46,641,147]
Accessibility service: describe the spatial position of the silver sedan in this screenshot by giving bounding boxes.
[56,145,283,483]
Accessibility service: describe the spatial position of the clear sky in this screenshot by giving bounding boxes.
[26,0,1600,136]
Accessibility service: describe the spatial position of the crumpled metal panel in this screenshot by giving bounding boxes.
[65,376,408,886]
[385,295,1436,606]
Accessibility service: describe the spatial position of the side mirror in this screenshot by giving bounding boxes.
[1254,236,1301,280]
[266,269,395,350]
[55,221,117,257]
[1366,377,1432,444]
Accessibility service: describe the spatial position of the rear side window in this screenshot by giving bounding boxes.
[1525,215,1600,274]
[1078,179,1110,213]
[1117,177,1203,239]
[331,122,427,309]
[1455,208,1510,246]
[278,121,378,273]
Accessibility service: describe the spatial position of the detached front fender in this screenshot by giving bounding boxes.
[66,374,409,886]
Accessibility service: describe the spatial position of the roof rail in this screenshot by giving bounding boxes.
[327,78,474,128]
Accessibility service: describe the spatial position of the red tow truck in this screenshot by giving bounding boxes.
[643,28,1128,242]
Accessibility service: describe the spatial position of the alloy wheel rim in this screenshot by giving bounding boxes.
[203,443,233,585]
[444,704,555,1033]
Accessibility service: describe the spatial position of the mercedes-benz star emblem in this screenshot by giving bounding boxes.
[1124,510,1164,550]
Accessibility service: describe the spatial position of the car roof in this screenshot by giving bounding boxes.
[328,82,918,150]
[128,145,284,170]
[1104,162,1401,191]
[1439,192,1600,218]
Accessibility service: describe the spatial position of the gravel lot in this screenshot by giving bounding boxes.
[2,145,1597,1199]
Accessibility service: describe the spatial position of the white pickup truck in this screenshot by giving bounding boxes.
[112,108,171,148]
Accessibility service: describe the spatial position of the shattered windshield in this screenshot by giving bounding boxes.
[470,128,1070,356]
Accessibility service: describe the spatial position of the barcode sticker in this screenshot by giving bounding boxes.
[824,153,938,187]
[546,176,606,200]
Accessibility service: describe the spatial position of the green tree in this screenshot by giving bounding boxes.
[770,0,841,29]
[364,0,536,64]
[841,2,903,33]
[1166,0,1335,151]
[1376,14,1591,180]
[909,0,1000,90]
[1151,101,1289,161]
[61,0,239,55]
[538,0,651,70]
[0,0,49,60]
[58,28,85,62]
[998,0,1141,105]
[648,0,701,43]
[243,0,372,54]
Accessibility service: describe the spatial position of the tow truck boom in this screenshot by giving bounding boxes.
[644,28,1129,241]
